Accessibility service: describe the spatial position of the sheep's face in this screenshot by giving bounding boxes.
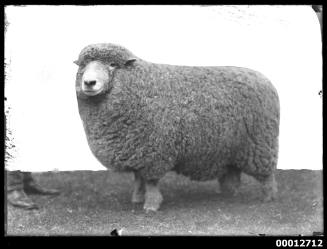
[76,60,112,97]
[75,57,137,98]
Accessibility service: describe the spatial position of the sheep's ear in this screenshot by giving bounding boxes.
[73,60,79,66]
[125,58,137,67]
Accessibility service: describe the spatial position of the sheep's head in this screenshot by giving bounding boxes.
[75,43,137,97]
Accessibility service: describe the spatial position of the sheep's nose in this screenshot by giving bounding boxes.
[84,80,97,86]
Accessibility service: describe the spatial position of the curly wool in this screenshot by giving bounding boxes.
[75,43,137,68]
[76,43,280,181]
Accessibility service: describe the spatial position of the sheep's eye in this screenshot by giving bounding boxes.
[109,62,119,68]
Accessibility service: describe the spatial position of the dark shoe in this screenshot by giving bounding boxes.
[23,172,60,195]
[7,190,39,210]
[24,181,60,195]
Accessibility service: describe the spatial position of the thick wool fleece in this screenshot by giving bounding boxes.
[75,43,280,182]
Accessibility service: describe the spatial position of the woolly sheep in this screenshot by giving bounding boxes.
[74,43,280,212]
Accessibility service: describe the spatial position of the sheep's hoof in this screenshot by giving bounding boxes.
[216,185,238,196]
[144,205,159,213]
[143,198,162,212]
[131,193,145,204]
[143,195,163,212]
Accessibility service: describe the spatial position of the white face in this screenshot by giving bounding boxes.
[80,61,110,96]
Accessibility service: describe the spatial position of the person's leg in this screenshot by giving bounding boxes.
[312,5,322,38]
[23,172,60,195]
[6,170,38,210]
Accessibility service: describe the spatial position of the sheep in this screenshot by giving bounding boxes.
[74,43,280,212]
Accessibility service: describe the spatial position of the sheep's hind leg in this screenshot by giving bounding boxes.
[143,179,163,212]
[219,167,241,196]
[131,171,145,203]
[259,173,277,202]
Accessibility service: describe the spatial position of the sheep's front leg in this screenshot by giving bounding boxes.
[260,173,277,202]
[143,179,163,212]
[132,171,146,203]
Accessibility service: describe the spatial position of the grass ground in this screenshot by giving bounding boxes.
[5,169,323,236]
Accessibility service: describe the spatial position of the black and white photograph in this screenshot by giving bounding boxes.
[4,5,323,236]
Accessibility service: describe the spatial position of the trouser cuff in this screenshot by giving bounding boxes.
[6,170,24,192]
